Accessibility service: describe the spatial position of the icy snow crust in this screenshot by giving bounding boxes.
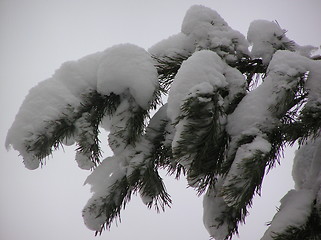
[6,44,158,169]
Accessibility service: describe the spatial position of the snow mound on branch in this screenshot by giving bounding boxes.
[97,44,158,109]
[268,50,321,100]
[83,156,127,231]
[181,5,228,35]
[292,137,321,192]
[203,185,230,240]
[149,5,249,63]
[5,52,102,169]
[6,43,158,169]
[148,33,195,58]
[248,20,318,65]
[167,50,226,122]
[261,189,315,240]
[227,50,321,137]
[248,20,289,64]
[182,5,249,60]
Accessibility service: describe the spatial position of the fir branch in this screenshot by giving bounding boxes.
[91,177,132,236]
[25,90,121,166]
[134,164,172,212]
[285,100,321,145]
[145,120,173,167]
[130,118,173,211]
[234,57,266,88]
[152,53,190,92]
[222,134,256,174]
[173,91,228,193]
[222,149,269,210]
[25,113,75,161]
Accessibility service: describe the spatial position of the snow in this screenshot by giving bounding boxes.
[203,184,230,240]
[222,135,271,206]
[107,99,135,155]
[6,43,158,169]
[97,44,159,109]
[75,152,95,170]
[181,5,228,35]
[82,156,128,231]
[167,49,246,173]
[182,5,249,61]
[84,156,127,196]
[227,50,321,137]
[224,50,321,237]
[148,33,195,58]
[167,50,226,122]
[144,104,169,142]
[248,20,319,65]
[261,189,315,240]
[292,137,321,191]
[150,5,249,65]
[248,20,288,64]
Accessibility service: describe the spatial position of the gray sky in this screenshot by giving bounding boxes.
[0,0,320,239]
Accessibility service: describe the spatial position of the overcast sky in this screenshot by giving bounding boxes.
[1,0,320,240]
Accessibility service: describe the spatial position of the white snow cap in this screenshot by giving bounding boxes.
[181,5,228,35]
[227,50,321,137]
[203,186,230,240]
[6,43,158,169]
[150,5,249,63]
[182,5,249,59]
[261,189,315,240]
[5,51,102,169]
[292,137,321,191]
[268,50,321,100]
[148,33,195,58]
[97,44,159,109]
[167,50,227,122]
[83,156,127,231]
[248,20,290,64]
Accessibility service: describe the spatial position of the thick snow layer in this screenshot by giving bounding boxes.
[181,5,228,35]
[248,19,319,65]
[292,137,321,191]
[182,5,249,61]
[150,5,249,65]
[268,51,321,101]
[203,181,230,240]
[97,44,158,109]
[261,189,315,240]
[6,43,158,169]
[148,33,195,58]
[84,156,127,195]
[5,51,100,169]
[167,50,227,122]
[168,49,246,171]
[248,20,288,64]
[227,50,321,137]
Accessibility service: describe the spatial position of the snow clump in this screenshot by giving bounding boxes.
[6,43,158,169]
